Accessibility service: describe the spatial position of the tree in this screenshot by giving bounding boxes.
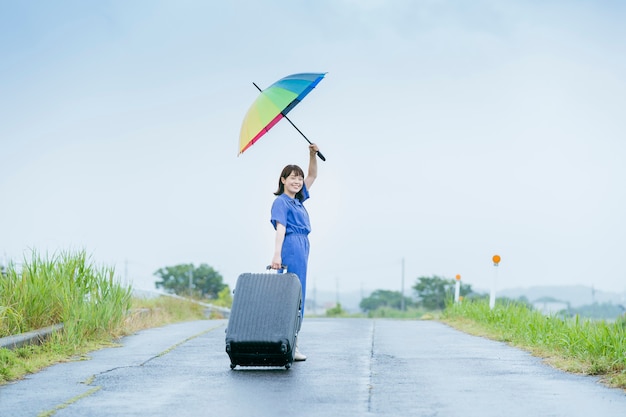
[214,286,233,308]
[154,263,226,299]
[359,289,414,312]
[567,302,626,320]
[413,275,473,310]
[326,303,346,317]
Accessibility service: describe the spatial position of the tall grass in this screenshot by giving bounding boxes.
[0,250,132,345]
[125,295,207,334]
[443,299,626,388]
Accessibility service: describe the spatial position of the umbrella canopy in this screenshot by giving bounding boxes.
[239,72,326,157]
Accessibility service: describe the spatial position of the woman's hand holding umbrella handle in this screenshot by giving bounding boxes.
[309,143,325,161]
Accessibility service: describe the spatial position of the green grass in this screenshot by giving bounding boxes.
[442,299,626,389]
[1,250,132,341]
[0,250,207,384]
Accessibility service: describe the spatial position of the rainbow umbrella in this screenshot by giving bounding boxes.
[239,72,327,161]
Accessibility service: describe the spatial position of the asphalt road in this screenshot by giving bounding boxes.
[1,318,625,417]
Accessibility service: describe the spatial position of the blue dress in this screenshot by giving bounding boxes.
[270,184,311,318]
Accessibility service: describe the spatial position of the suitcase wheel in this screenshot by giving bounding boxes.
[285,363,291,370]
[230,363,236,370]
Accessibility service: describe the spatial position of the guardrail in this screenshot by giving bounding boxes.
[0,324,64,350]
[157,292,231,318]
[0,293,230,351]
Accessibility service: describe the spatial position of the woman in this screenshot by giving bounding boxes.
[270,143,319,361]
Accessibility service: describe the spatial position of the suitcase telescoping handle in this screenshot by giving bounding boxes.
[266,265,288,274]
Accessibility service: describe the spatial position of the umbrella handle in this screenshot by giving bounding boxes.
[280,109,326,161]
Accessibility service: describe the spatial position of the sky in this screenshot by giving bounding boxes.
[1,0,625,298]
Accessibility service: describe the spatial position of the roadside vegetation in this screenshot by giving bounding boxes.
[0,250,213,385]
[4,257,625,391]
[353,275,626,390]
[442,299,626,389]
[354,276,471,319]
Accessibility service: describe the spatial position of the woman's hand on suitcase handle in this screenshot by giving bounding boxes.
[267,262,287,272]
[270,254,282,270]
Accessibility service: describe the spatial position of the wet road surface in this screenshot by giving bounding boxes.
[1,318,625,416]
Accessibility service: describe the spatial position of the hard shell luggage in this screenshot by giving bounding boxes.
[225,269,302,369]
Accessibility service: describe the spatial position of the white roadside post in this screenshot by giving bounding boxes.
[489,255,501,309]
[454,274,461,303]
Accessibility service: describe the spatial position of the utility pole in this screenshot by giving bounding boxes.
[313,276,317,315]
[592,285,596,318]
[401,257,405,311]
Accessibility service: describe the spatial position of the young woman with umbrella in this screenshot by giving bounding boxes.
[270,143,320,361]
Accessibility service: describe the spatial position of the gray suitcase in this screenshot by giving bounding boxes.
[225,269,302,369]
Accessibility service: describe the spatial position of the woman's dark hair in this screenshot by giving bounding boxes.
[274,164,306,201]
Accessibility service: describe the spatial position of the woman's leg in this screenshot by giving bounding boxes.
[281,235,310,318]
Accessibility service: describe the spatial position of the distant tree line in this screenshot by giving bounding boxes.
[358,275,626,320]
[562,302,626,320]
[359,275,474,313]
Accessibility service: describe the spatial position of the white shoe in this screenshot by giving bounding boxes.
[294,346,307,361]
